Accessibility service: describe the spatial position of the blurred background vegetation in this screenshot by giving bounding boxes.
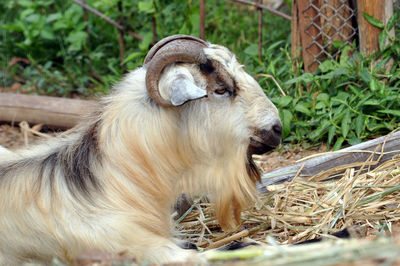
[0,0,399,149]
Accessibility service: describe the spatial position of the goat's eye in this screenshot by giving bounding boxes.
[214,89,227,95]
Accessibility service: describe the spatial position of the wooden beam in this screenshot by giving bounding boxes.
[258,131,400,193]
[0,93,97,128]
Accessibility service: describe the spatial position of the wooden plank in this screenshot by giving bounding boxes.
[0,93,97,128]
[357,0,394,56]
[257,131,400,193]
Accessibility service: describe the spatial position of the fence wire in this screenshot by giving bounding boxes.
[302,0,358,70]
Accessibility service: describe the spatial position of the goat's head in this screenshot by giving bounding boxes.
[145,35,281,158]
[144,35,281,228]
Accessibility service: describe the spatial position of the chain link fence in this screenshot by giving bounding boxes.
[301,0,358,70]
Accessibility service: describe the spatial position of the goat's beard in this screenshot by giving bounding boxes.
[210,150,261,231]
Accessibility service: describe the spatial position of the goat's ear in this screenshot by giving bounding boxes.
[169,77,207,106]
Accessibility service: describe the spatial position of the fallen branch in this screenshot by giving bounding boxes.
[258,131,400,192]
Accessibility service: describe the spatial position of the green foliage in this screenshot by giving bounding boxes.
[0,1,399,150]
[263,10,400,150]
[0,0,290,96]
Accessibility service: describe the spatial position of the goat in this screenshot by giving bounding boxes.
[0,35,282,265]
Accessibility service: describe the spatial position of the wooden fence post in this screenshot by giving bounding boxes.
[357,0,394,56]
[200,0,206,40]
[291,0,322,72]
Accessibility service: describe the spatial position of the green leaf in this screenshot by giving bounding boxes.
[319,67,348,80]
[2,23,24,32]
[139,32,153,51]
[294,121,311,127]
[53,20,68,30]
[327,125,336,147]
[370,77,377,92]
[66,31,86,43]
[333,137,345,151]
[355,114,364,138]
[318,60,337,72]
[317,93,330,106]
[18,0,34,7]
[285,73,314,85]
[309,120,331,141]
[294,102,311,116]
[378,110,400,117]
[40,27,55,40]
[339,46,352,66]
[359,67,371,83]
[363,12,384,29]
[379,30,387,51]
[281,109,293,139]
[46,13,62,23]
[348,136,362,146]
[122,52,143,65]
[277,95,292,107]
[363,99,380,106]
[25,14,41,23]
[66,31,87,52]
[20,8,35,19]
[189,11,200,36]
[138,1,155,14]
[315,102,326,109]
[341,109,351,138]
[244,44,258,56]
[387,13,397,30]
[332,40,345,49]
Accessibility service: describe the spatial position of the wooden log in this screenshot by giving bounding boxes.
[258,131,400,193]
[0,93,97,128]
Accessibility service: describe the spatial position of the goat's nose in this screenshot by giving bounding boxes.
[272,121,282,138]
[259,119,282,148]
[248,120,282,155]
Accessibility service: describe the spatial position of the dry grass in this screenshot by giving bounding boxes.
[175,147,400,264]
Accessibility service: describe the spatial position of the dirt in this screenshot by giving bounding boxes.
[0,123,45,149]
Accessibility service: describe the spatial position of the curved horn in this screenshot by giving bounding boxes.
[145,35,209,107]
[144,35,208,64]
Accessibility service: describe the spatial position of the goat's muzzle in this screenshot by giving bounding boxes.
[248,119,282,155]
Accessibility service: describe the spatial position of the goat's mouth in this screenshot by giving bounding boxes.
[247,123,282,155]
[248,136,276,155]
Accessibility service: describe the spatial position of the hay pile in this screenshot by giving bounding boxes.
[176,150,400,264]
